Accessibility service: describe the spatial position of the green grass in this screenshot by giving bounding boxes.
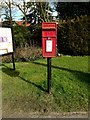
[2,56,89,113]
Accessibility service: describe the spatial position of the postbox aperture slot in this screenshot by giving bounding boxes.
[42,29,55,31]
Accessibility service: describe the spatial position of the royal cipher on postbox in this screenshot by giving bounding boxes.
[42,22,57,58]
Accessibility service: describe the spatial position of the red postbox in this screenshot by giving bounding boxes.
[42,22,57,57]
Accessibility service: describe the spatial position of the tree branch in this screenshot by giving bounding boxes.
[36,14,44,22]
[1,13,10,19]
[12,2,24,14]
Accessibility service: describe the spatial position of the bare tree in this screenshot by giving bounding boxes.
[27,2,58,23]
[12,0,32,27]
[0,0,14,25]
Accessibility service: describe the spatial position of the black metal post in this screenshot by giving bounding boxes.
[12,53,15,70]
[47,57,51,94]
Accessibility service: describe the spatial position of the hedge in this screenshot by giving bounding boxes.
[57,15,89,56]
[13,15,89,56]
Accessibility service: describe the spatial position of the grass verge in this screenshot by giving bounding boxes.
[2,56,89,113]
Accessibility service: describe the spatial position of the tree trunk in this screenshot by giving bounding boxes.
[25,15,27,27]
[9,1,12,26]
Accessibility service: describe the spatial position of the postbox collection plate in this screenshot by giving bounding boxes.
[46,40,53,52]
[42,22,57,57]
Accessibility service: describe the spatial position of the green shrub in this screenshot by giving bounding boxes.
[31,24,42,46]
[57,15,89,55]
[14,26,32,47]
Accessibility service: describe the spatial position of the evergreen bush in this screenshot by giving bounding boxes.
[57,15,89,55]
[14,26,32,47]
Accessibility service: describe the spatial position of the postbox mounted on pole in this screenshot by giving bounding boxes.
[42,22,57,58]
[42,22,57,94]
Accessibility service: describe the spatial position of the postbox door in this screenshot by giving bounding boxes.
[42,37,57,57]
